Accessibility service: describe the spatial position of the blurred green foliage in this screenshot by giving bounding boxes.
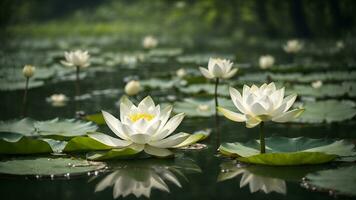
[1,0,356,39]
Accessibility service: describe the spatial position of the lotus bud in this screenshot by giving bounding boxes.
[22,65,35,78]
[259,55,275,69]
[125,80,141,96]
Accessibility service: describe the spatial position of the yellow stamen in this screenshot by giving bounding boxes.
[129,113,155,122]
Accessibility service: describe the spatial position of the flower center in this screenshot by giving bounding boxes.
[129,113,155,122]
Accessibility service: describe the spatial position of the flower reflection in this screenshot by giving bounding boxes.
[94,158,201,198]
[218,162,286,194]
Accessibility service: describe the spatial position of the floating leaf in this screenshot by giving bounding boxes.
[85,113,105,125]
[174,98,235,117]
[179,84,230,96]
[219,137,356,166]
[0,157,105,177]
[305,166,356,196]
[0,79,44,91]
[297,100,356,123]
[174,129,210,148]
[141,78,181,90]
[148,48,183,57]
[0,118,35,136]
[63,135,112,152]
[288,84,351,98]
[34,118,98,137]
[87,147,143,161]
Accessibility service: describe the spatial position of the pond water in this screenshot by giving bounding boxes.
[0,35,355,200]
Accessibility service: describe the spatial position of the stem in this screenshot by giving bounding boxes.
[259,121,265,154]
[21,77,29,117]
[75,66,80,97]
[214,78,220,146]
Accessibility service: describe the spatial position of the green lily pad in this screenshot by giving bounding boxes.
[0,157,105,177]
[174,129,210,148]
[219,137,356,166]
[0,133,66,154]
[0,79,44,91]
[176,53,234,64]
[148,48,183,57]
[0,118,35,136]
[63,135,112,152]
[179,84,230,96]
[34,118,98,138]
[140,78,182,90]
[297,100,356,123]
[87,147,143,161]
[85,113,105,125]
[304,166,356,196]
[288,84,349,98]
[174,98,235,117]
[0,118,98,138]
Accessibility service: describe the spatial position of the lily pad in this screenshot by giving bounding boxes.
[0,157,105,177]
[0,133,66,154]
[84,113,105,125]
[140,78,182,90]
[179,84,230,96]
[174,129,210,148]
[63,135,112,152]
[304,166,356,196]
[87,147,143,160]
[0,118,98,138]
[174,98,235,117]
[34,118,98,137]
[297,100,356,123]
[219,137,356,166]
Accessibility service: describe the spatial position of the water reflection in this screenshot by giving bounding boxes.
[218,164,286,194]
[93,157,201,198]
[218,160,329,195]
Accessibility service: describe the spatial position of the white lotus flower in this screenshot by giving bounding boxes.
[142,36,158,49]
[61,50,90,68]
[89,96,189,157]
[235,169,286,194]
[199,58,238,79]
[283,40,303,53]
[124,80,141,96]
[22,65,35,78]
[311,80,323,89]
[259,55,275,69]
[218,82,304,128]
[95,165,181,198]
[176,68,187,78]
[47,93,68,107]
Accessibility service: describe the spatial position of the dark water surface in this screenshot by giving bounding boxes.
[0,37,355,200]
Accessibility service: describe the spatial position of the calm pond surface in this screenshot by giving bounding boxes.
[1,1,356,199]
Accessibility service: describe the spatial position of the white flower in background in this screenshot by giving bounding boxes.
[142,36,158,49]
[176,68,187,78]
[95,166,181,198]
[61,50,90,68]
[283,40,303,53]
[218,82,304,128]
[89,96,189,157]
[124,80,141,96]
[197,104,210,112]
[311,80,323,89]
[259,55,275,69]
[47,94,68,107]
[199,58,238,79]
[22,65,36,78]
[235,169,286,194]
[336,40,344,49]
